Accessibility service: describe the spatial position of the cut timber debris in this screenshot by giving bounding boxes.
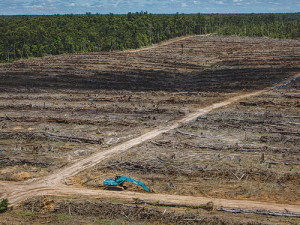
[0,158,51,167]
[0,131,103,144]
[217,207,300,218]
[132,198,205,209]
[132,198,300,217]
[175,130,203,138]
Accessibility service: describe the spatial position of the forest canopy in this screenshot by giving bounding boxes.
[1,12,300,63]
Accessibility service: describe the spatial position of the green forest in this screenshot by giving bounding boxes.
[1,12,300,63]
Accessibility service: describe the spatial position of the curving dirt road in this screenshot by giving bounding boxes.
[1,54,300,213]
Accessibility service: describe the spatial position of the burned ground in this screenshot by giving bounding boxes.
[1,36,299,93]
[0,35,300,224]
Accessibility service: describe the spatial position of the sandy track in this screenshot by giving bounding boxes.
[128,35,196,52]
[1,56,300,213]
[48,187,300,212]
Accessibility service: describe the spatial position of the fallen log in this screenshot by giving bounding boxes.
[0,131,103,144]
[0,116,105,125]
[175,130,204,138]
[42,131,103,144]
[132,198,202,208]
[0,158,51,166]
[239,100,276,106]
[265,124,300,132]
[217,207,300,217]
[283,94,300,99]
[223,123,240,128]
[150,140,171,146]
[132,198,300,217]
[270,131,300,136]
[239,101,257,106]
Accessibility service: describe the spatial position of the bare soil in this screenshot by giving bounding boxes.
[78,76,299,206]
[0,35,300,224]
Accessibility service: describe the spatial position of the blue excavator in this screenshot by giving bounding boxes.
[103,175,150,192]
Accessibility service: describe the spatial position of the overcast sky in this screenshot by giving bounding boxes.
[0,0,299,15]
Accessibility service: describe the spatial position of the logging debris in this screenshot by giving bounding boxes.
[0,131,103,144]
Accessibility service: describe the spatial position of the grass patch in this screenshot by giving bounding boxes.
[58,214,72,220]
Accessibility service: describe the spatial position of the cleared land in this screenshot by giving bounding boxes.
[78,78,299,204]
[0,35,300,224]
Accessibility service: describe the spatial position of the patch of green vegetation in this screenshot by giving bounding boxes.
[259,132,271,136]
[0,198,9,213]
[153,200,160,206]
[58,214,72,220]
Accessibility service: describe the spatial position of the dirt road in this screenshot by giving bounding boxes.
[1,60,300,213]
[128,34,196,52]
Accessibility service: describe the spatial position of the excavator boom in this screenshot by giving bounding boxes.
[103,175,150,192]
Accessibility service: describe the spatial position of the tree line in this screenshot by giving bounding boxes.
[0,12,299,63]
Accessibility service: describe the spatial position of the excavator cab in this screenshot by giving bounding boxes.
[103,177,118,186]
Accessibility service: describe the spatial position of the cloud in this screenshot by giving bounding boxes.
[233,0,244,5]
[24,4,43,8]
[82,2,90,7]
[182,2,187,7]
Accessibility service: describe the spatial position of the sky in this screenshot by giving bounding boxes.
[0,0,299,15]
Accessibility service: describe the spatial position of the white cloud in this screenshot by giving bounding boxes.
[216,1,224,4]
[68,3,75,7]
[233,0,244,5]
[182,2,187,7]
[24,4,43,8]
[82,3,91,7]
